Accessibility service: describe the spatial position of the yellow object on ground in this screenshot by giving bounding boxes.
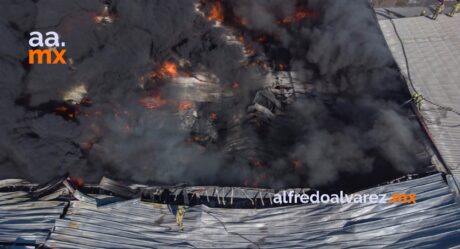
[450,2,460,16]
[413,92,424,110]
[433,3,446,20]
[176,207,186,231]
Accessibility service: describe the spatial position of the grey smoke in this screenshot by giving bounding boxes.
[227,0,427,188]
[0,0,428,189]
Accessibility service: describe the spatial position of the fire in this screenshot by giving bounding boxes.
[178,101,193,111]
[94,3,114,24]
[55,105,79,120]
[244,45,255,56]
[151,61,178,79]
[81,98,93,106]
[140,95,194,111]
[280,9,318,24]
[139,94,168,109]
[208,1,224,23]
[55,106,68,113]
[238,34,255,56]
[68,176,84,189]
[238,34,245,44]
[191,135,209,144]
[162,62,178,77]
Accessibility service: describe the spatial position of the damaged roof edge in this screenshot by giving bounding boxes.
[2,172,460,248]
[0,171,445,209]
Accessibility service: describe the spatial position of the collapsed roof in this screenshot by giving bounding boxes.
[2,1,460,248]
[0,0,436,190]
[1,173,460,248]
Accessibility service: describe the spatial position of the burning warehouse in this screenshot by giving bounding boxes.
[1,0,460,248]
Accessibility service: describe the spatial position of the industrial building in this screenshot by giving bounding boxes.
[1,1,460,248]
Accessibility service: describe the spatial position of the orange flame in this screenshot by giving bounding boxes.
[208,1,224,23]
[68,176,84,189]
[139,94,168,109]
[238,34,255,56]
[178,101,193,111]
[160,61,178,77]
[55,105,79,120]
[244,46,255,56]
[238,34,245,44]
[151,61,178,79]
[280,9,318,24]
[55,106,68,113]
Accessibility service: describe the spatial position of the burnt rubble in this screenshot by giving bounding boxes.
[0,171,439,209]
[0,0,433,191]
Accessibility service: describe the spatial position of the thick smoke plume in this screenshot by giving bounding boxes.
[0,0,428,190]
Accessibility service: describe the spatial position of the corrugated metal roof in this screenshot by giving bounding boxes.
[0,173,459,248]
[36,173,460,248]
[0,191,67,246]
[379,15,460,183]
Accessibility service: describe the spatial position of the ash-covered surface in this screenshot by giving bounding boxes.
[0,0,430,191]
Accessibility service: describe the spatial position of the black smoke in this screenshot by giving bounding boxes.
[0,0,429,191]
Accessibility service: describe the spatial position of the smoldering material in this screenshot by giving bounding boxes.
[225,0,427,189]
[0,0,427,189]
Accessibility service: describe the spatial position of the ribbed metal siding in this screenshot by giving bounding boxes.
[43,173,460,248]
[0,191,66,246]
